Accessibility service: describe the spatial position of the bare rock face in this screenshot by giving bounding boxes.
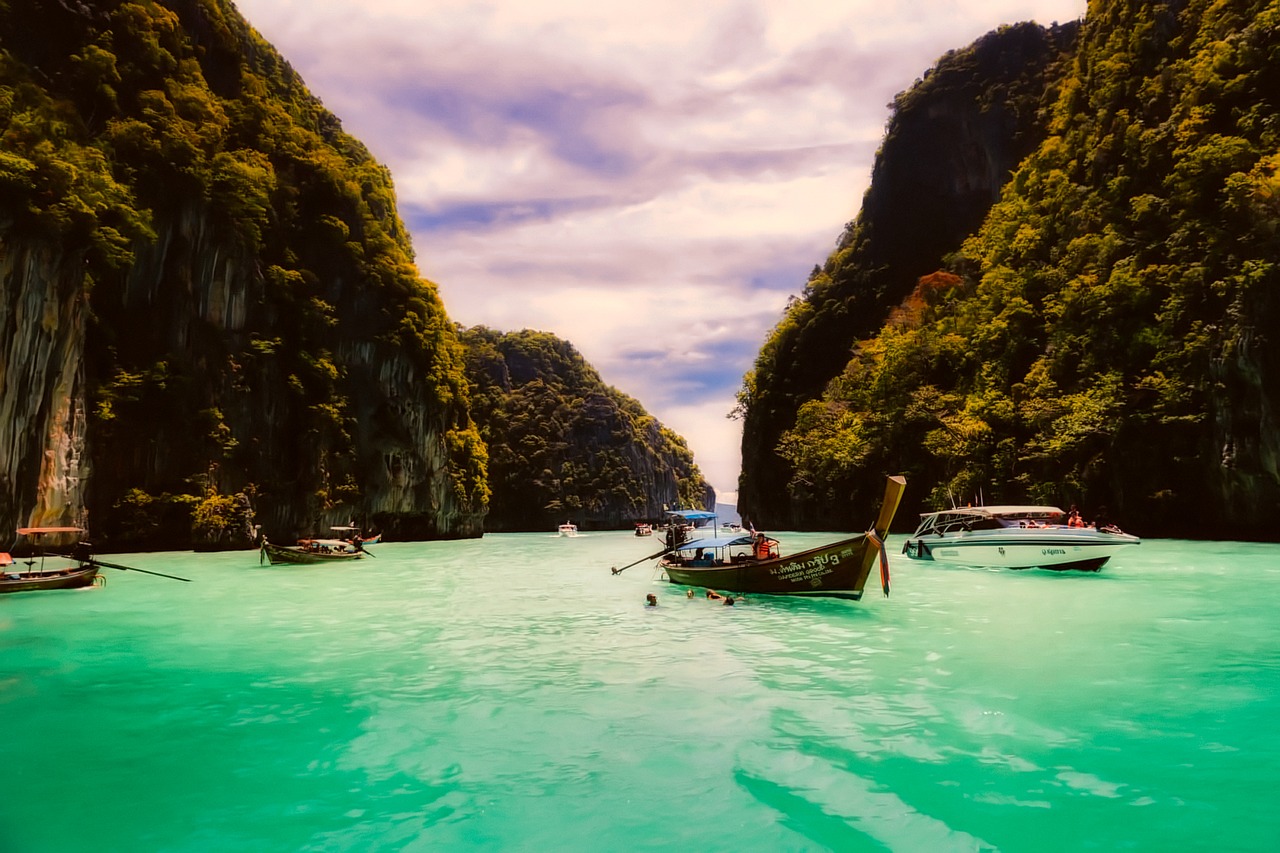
[0,242,91,535]
[1209,304,1280,537]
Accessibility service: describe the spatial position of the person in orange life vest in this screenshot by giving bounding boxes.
[753,532,778,560]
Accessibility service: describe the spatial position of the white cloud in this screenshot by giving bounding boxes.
[233,0,1089,494]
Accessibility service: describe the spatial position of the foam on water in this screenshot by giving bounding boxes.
[2,534,1277,850]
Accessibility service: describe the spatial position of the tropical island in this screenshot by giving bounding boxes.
[3,0,1277,547]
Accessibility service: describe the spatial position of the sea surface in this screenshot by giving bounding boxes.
[2,532,1278,851]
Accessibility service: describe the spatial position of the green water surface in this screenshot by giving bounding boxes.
[2,533,1277,851]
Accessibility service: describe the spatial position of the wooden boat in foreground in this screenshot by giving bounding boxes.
[1,558,100,593]
[2,527,100,594]
[656,475,906,600]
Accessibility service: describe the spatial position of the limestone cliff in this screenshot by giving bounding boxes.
[744,0,1280,539]
[738,22,1079,528]
[461,327,713,531]
[0,0,488,548]
[0,244,91,533]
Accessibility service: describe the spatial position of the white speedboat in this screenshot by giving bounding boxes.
[901,505,1139,572]
[557,522,579,537]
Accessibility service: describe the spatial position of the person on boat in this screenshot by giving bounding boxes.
[1068,506,1085,528]
[752,532,777,560]
[645,593,658,607]
[1092,506,1120,533]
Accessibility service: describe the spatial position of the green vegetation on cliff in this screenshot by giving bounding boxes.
[1,0,487,546]
[461,327,712,531]
[752,0,1280,539]
[737,21,1079,529]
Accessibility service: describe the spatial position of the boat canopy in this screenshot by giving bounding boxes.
[665,509,717,522]
[672,533,755,552]
[920,506,1063,519]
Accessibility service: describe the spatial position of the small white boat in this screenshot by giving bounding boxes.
[557,522,579,537]
[901,505,1139,572]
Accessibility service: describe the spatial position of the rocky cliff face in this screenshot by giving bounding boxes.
[738,22,1079,528]
[1,0,488,549]
[740,0,1280,539]
[0,242,91,534]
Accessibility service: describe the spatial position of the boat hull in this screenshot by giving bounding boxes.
[661,534,884,599]
[259,541,363,565]
[902,529,1139,571]
[1,564,100,593]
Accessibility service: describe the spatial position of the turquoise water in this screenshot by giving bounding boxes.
[2,533,1278,851]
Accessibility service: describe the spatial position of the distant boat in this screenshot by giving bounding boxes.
[558,522,579,537]
[1,527,100,594]
[656,476,906,600]
[901,505,1140,571]
[634,523,652,537]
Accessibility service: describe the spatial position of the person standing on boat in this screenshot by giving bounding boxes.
[752,532,777,560]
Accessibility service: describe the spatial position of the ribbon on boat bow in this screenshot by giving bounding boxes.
[866,529,890,597]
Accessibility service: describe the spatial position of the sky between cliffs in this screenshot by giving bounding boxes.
[233,0,1088,502]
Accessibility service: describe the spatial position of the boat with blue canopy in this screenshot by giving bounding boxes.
[637,476,906,600]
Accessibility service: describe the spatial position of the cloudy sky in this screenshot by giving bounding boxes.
[233,0,1087,500]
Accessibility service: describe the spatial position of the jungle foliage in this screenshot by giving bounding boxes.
[1,0,487,545]
[737,20,1080,528]
[460,327,711,531]
[746,0,1280,538]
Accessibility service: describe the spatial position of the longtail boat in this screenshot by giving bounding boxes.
[655,475,906,600]
[1,527,100,594]
[259,535,365,565]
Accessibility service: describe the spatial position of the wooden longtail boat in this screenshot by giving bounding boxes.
[1,527,100,594]
[259,537,365,565]
[1,561,100,593]
[658,475,906,600]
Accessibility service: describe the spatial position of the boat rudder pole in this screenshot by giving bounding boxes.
[55,553,193,582]
[611,546,672,575]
